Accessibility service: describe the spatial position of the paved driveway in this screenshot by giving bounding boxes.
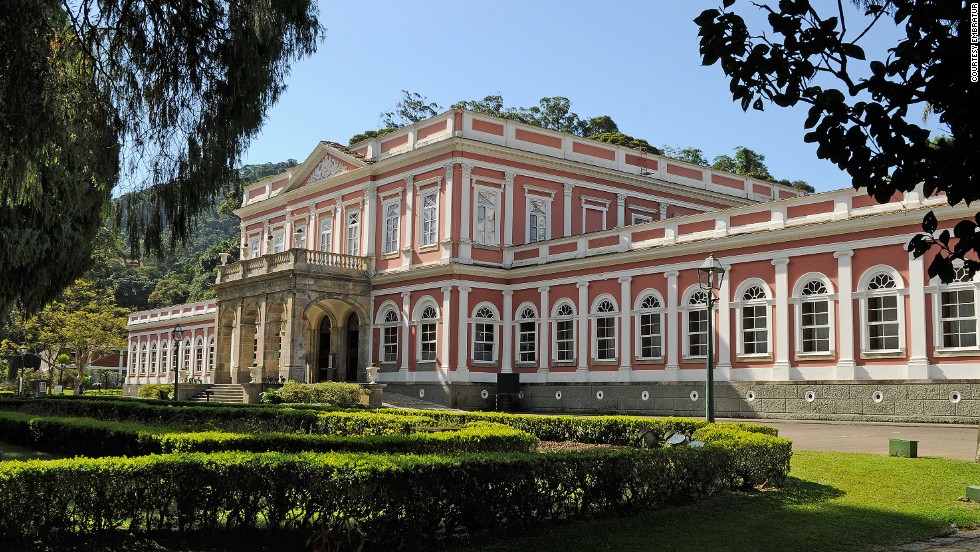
[731,418,979,461]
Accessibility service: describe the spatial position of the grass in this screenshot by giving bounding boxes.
[0,440,59,461]
[449,451,980,552]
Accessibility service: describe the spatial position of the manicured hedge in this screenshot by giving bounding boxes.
[0,412,538,457]
[0,446,754,547]
[693,425,792,488]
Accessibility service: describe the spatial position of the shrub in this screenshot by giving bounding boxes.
[275,381,363,406]
[0,411,165,457]
[693,425,792,488]
[0,446,757,546]
[137,384,173,400]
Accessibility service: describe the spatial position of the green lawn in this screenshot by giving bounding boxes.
[451,451,980,552]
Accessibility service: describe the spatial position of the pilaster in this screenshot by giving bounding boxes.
[563,182,574,237]
[835,250,856,379]
[577,281,589,376]
[441,163,454,259]
[400,291,410,378]
[502,290,514,373]
[459,164,473,260]
[907,252,929,379]
[664,271,680,378]
[618,276,632,378]
[538,286,550,380]
[772,257,791,380]
[456,285,472,381]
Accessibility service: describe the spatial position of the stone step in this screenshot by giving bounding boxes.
[188,384,245,404]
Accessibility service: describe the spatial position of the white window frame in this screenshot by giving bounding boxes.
[382,199,400,256]
[183,338,193,376]
[419,188,439,248]
[856,265,907,357]
[271,229,285,253]
[526,196,551,243]
[293,222,307,250]
[139,343,147,374]
[791,273,837,359]
[318,216,333,253]
[682,286,710,360]
[470,302,500,364]
[590,295,619,362]
[160,341,169,376]
[473,186,501,247]
[207,336,216,374]
[515,303,538,365]
[930,265,980,354]
[345,208,361,256]
[249,236,261,259]
[552,300,577,364]
[195,337,205,374]
[376,303,401,366]
[413,298,440,363]
[149,341,158,374]
[634,290,665,361]
[732,279,773,360]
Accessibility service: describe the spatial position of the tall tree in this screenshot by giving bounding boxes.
[662,146,710,166]
[0,0,322,317]
[711,146,773,181]
[381,90,442,128]
[696,0,977,281]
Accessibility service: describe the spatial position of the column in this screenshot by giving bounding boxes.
[538,286,550,380]
[402,175,414,269]
[502,290,514,373]
[281,294,295,379]
[332,204,341,254]
[440,286,452,373]
[255,300,267,382]
[616,194,626,228]
[716,263,733,380]
[459,164,473,260]
[503,172,515,247]
[284,210,293,249]
[367,295,375,366]
[441,163,454,259]
[229,302,241,384]
[618,276,632,378]
[835,250,856,379]
[400,291,410,378]
[456,285,472,381]
[772,258,791,380]
[563,183,574,236]
[262,220,270,254]
[659,202,669,220]
[364,185,377,270]
[907,252,929,379]
[664,271,680,378]
[577,281,589,376]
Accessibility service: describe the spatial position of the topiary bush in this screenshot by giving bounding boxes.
[274,381,364,406]
[137,383,173,400]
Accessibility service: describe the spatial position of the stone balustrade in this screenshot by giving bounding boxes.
[216,249,369,284]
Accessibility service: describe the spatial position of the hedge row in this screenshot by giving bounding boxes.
[0,445,766,546]
[0,398,433,436]
[0,412,538,457]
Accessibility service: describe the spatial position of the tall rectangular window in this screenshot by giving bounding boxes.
[420,322,437,361]
[741,304,769,355]
[249,237,260,258]
[519,321,536,363]
[556,321,574,361]
[941,289,977,348]
[475,191,498,246]
[801,300,830,353]
[319,217,333,252]
[688,310,707,357]
[595,317,616,360]
[474,323,495,362]
[420,190,438,247]
[639,312,662,358]
[529,199,547,243]
[868,295,899,350]
[382,327,398,363]
[346,209,360,256]
[294,223,306,250]
[272,232,285,253]
[383,202,399,255]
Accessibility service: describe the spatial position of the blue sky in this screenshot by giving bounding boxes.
[242,1,942,194]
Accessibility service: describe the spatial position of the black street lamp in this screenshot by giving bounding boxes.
[171,325,184,402]
[697,254,726,423]
[17,343,28,398]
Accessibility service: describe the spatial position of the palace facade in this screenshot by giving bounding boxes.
[125,110,979,421]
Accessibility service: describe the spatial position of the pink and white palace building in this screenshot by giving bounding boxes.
[125,110,979,421]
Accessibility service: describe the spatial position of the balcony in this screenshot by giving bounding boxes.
[215,249,369,285]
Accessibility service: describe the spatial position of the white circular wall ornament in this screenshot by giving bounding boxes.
[641,390,650,401]
[518,391,525,399]
[949,391,962,404]
[871,390,884,403]
[555,390,562,400]
[805,390,816,403]
[418,388,425,399]
[745,391,756,402]
[480,389,489,400]
[596,390,604,400]
[690,390,699,401]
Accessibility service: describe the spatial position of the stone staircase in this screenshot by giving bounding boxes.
[188,384,246,404]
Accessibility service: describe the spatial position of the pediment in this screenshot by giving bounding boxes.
[276,143,368,196]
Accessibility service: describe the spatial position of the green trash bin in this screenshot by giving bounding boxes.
[889,438,918,458]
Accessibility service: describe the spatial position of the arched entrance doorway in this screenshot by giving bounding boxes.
[346,313,359,381]
[317,316,332,382]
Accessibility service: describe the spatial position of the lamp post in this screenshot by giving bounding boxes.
[697,254,726,423]
[17,343,28,398]
[171,325,184,402]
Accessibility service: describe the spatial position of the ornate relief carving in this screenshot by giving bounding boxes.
[308,155,346,183]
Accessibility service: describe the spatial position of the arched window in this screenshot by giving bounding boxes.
[378,308,400,365]
[685,289,709,358]
[858,267,906,354]
[591,297,618,361]
[517,306,537,364]
[161,341,170,376]
[418,304,438,363]
[139,343,148,374]
[796,277,833,354]
[552,301,576,363]
[195,337,205,374]
[130,345,138,375]
[183,338,193,376]
[936,265,978,350]
[635,292,664,360]
[208,336,216,373]
[737,283,770,356]
[149,341,158,374]
[471,304,499,363]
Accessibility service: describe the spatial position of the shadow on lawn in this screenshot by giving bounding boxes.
[448,476,957,552]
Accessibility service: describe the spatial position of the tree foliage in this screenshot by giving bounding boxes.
[0,0,322,317]
[695,0,977,280]
[662,146,711,166]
